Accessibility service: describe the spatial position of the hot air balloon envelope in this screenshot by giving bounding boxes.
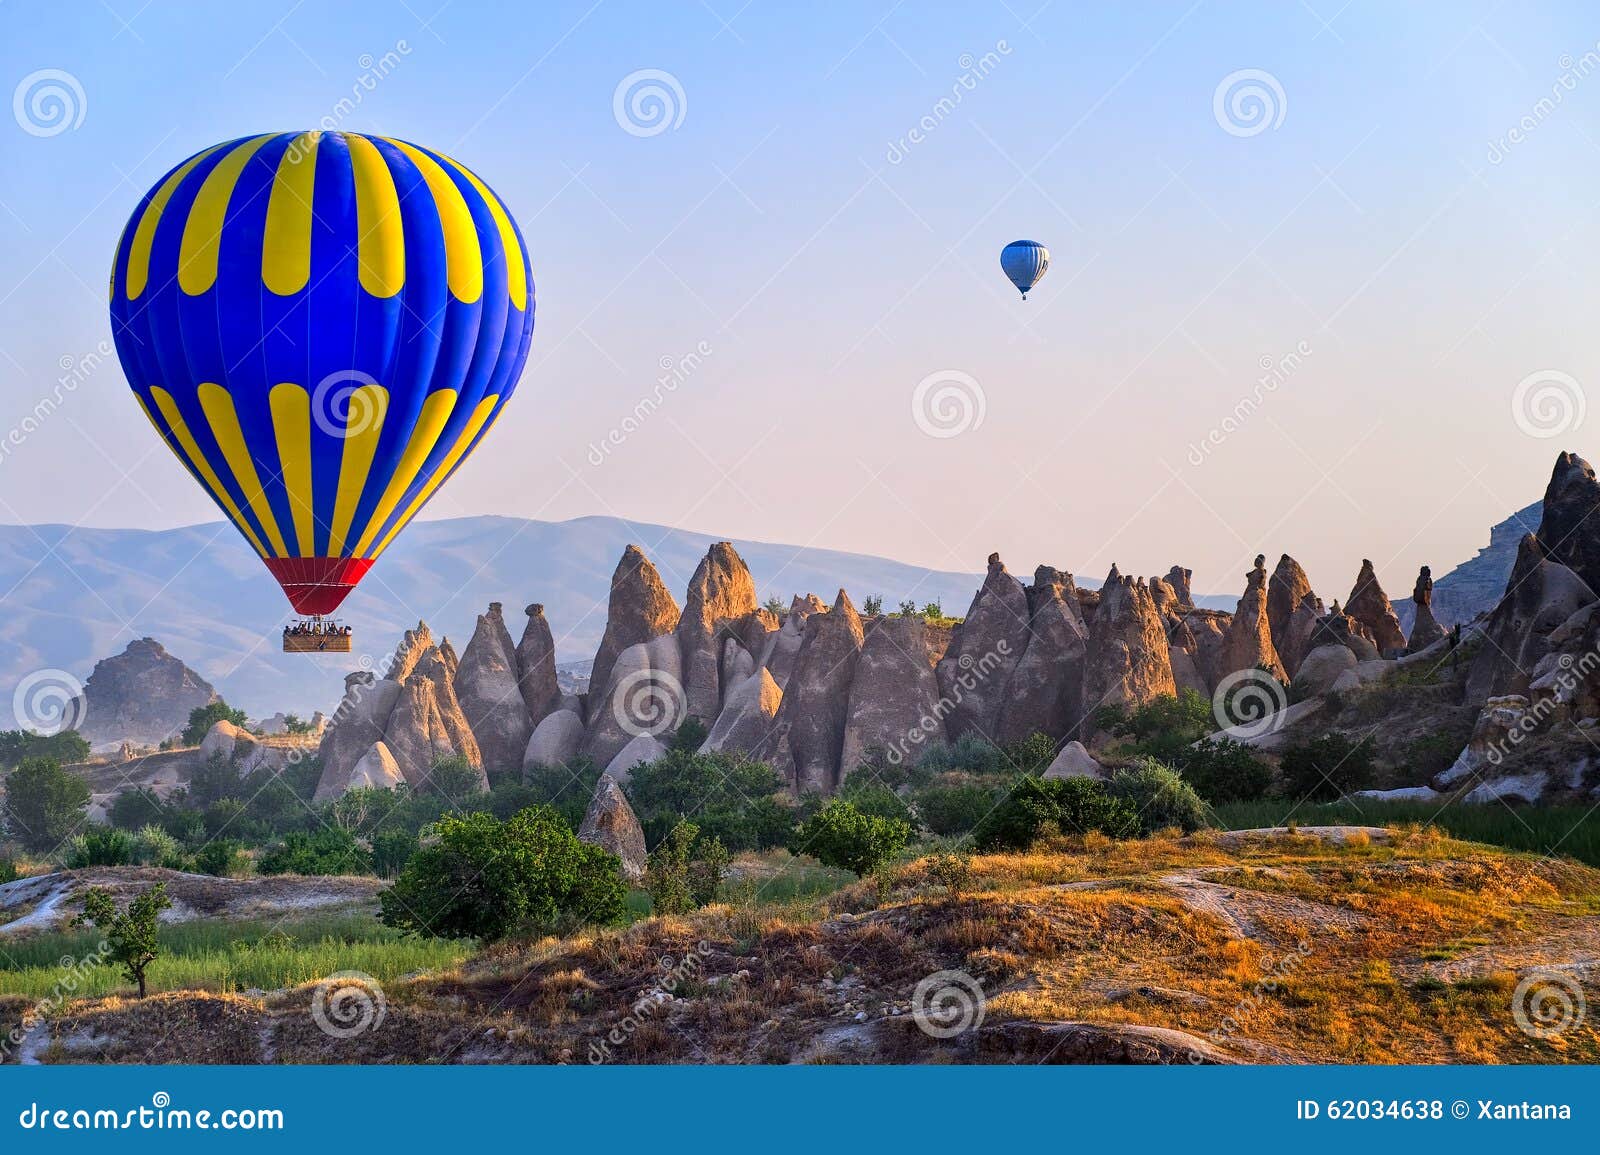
[1000,239,1049,299]
[109,131,535,622]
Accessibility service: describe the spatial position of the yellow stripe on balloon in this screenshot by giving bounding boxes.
[351,388,458,557]
[178,135,275,296]
[125,144,226,300]
[370,394,499,560]
[346,134,405,298]
[148,386,269,558]
[268,383,316,556]
[262,132,321,296]
[327,384,389,556]
[383,137,482,303]
[196,383,289,557]
[440,155,526,310]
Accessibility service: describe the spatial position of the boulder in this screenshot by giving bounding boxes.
[1352,785,1442,803]
[523,708,586,770]
[578,778,648,881]
[74,637,219,749]
[676,542,759,725]
[936,553,1030,740]
[314,673,403,801]
[1043,740,1104,780]
[1291,644,1357,698]
[515,604,563,727]
[1344,560,1406,655]
[454,602,534,779]
[1081,570,1176,725]
[589,546,681,706]
[758,590,865,794]
[1219,555,1287,683]
[199,719,252,763]
[345,742,406,793]
[585,634,685,768]
[840,616,945,777]
[701,668,783,755]
[1463,772,1549,805]
[994,566,1087,744]
[603,733,669,786]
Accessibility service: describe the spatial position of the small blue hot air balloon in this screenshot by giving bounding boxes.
[1000,239,1049,299]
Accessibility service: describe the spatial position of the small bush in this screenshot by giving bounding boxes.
[523,757,604,832]
[1002,732,1057,775]
[788,799,911,878]
[1279,732,1377,801]
[180,701,248,746]
[1176,738,1274,803]
[835,781,914,825]
[0,856,21,884]
[381,807,625,940]
[258,828,371,876]
[971,776,1139,850]
[911,783,998,836]
[644,821,730,915]
[925,850,973,896]
[191,839,249,878]
[370,827,419,879]
[108,787,169,831]
[65,826,137,867]
[1106,758,1210,834]
[917,733,1010,778]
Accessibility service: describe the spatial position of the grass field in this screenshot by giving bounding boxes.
[1213,799,1600,867]
[0,912,468,1001]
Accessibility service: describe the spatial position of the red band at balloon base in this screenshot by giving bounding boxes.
[265,557,374,616]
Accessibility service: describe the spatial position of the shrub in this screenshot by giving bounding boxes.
[258,828,371,876]
[0,856,18,884]
[3,757,90,851]
[1176,738,1274,803]
[788,799,910,878]
[0,729,89,771]
[1098,690,1215,763]
[65,826,137,867]
[180,700,248,746]
[1279,732,1376,801]
[1002,732,1057,775]
[911,783,998,837]
[668,716,708,753]
[191,839,248,878]
[75,883,171,998]
[925,849,973,896]
[970,776,1139,851]
[836,781,914,825]
[644,821,730,915]
[418,755,486,800]
[133,824,186,869]
[370,827,419,879]
[523,757,604,832]
[862,594,884,616]
[917,733,1010,777]
[1106,758,1210,834]
[108,787,169,831]
[627,749,791,851]
[381,807,626,940]
[325,785,406,836]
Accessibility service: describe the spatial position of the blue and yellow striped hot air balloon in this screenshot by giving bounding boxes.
[109,132,534,641]
[1000,239,1049,299]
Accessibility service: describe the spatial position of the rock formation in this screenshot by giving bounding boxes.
[676,543,759,724]
[523,708,586,770]
[603,733,669,785]
[1466,535,1595,702]
[1081,569,1176,725]
[840,615,945,777]
[758,590,864,794]
[1164,566,1194,608]
[453,602,534,779]
[994,566,1087,744]
[515,604,563,727]
[578,778,647,881]
[1534,452,1600,594]
[1266,555,1323,676]
[345,742,406,793]
[701,667,782,755]
[75,638,219,749]
[935,554,1030,740]
[1043,740,1104,780]
[1219,556,1287,684]
[1290,644,1357,699]
[383,650,486,790]
[585,634,684,768]
[755,595,825,688]
[1309,602,1381,662]
[1344,560,1406,655]
[589,546,680,705]
[314,673,402,800]
[1406,566,1448,653]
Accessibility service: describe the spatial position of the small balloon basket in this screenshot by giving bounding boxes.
[282,618,352,653]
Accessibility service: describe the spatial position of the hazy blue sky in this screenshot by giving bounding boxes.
[2,0,1598,601]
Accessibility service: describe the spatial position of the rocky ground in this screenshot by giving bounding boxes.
[6,830,1596,1065]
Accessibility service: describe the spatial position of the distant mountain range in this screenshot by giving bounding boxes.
[0,516,1224,728]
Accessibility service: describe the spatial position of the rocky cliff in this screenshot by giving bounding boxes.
[74,638,218,750]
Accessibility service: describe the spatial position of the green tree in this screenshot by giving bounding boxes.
[644,821,730,915]
[788,799,910,878]
[381,807,626,940]
[1106,758,1210,834]
[970,775,1139,851]
[258,828,371,876]
[370,827,419,879]
[626,749,791,850]
[3,757,89,851]
[1279,732,1376,801]
[108,787,169,831]
[861,594,884,616]
[1177,738,1274,803]
[75,883,172,998]
[180,700,249,746]
[0,729,90,771]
